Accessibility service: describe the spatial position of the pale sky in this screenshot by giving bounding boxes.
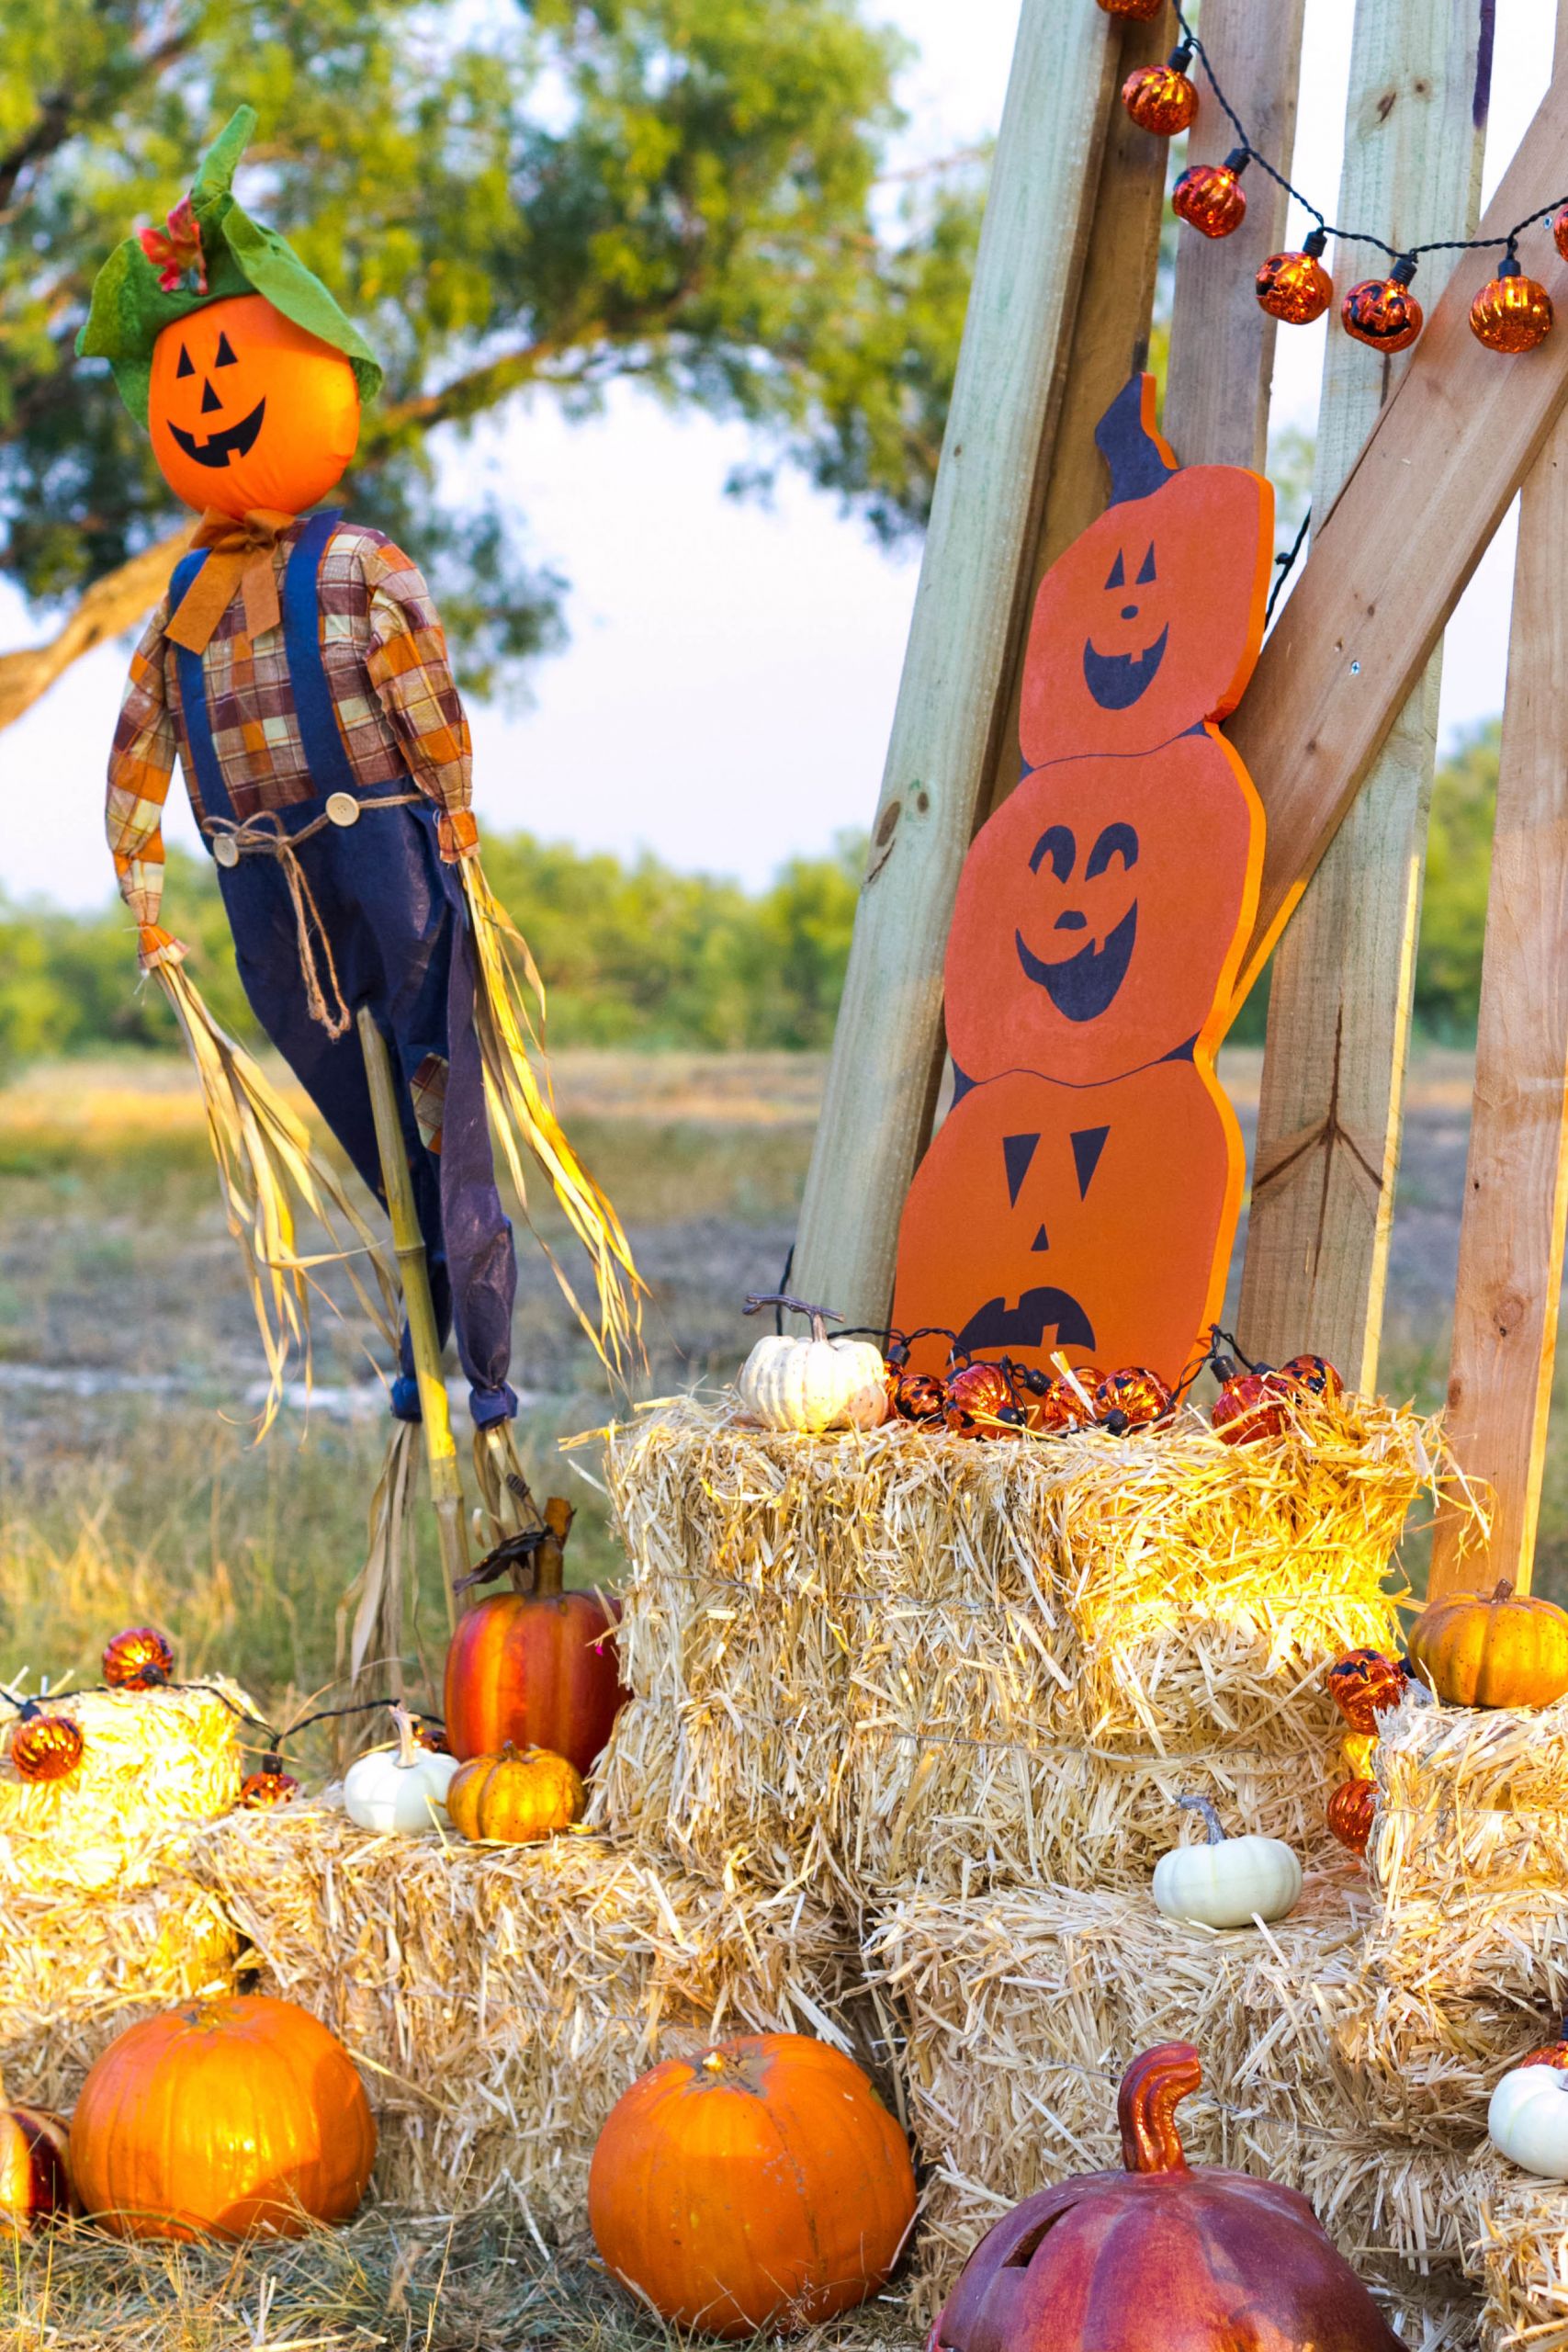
[0,0,1552,907]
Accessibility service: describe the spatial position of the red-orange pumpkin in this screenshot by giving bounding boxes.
[932,2043,1401,2352]
[149,293,360,519]
[0,2105,73,2227]
[589,2033,916,2338]
[445,1586,626,1772]
[70,1994,376,2239]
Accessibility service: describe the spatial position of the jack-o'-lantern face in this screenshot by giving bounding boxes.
[1020,469,1272,763]
[945,735,1263,1087]
[149,293,360,517]
[892,1062,1243,1386]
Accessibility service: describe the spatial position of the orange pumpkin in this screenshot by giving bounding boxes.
[945,734,1263,1086]
[445,1586,626,1773]
[70,1994,376,2239]
[893,1061,1241,1385]
[8,1706,84,1783]
[0,2105,73,2227]
[1406,1579,1568,1711]
[1018,377,1271,763]
[589,2033,916,2338]
[102,1625,175,1690]
[149,293,360,518]
[446,1743,584,1843]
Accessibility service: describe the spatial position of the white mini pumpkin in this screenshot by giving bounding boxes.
[1489,2065,1568,2177]
[343,1706,459,1834]
[736,1294,889,1433]
[1151,1793,1303,1929]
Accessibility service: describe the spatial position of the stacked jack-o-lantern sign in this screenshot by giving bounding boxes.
[893,375,1271,1388]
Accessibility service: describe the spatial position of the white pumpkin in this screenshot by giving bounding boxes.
[736,1295,889,1433]
[1490,2065,1568,2177]
[343,1707,459,1834]
[1151,1793,1303,1929]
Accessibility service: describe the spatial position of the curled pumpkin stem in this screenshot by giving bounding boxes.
[1118,2042,1201,2175]
[743,1292,844,1346]
[1177,1792,1228,1846]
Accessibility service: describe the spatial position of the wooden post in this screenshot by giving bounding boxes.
[356,1005,467,1631]
[1429,0,1568,1599]
[791,0,1125,1329]
[1238,0,1489,1382]
[1161,0,1308,472]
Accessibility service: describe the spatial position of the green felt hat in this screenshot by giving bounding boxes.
[77,107,382,422]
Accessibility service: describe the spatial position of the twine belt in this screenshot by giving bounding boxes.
[205,792,423,1038]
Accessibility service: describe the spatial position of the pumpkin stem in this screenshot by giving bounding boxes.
[1177,1792,1227,1846]
[1118,2042,1200,2174]
[390,1702,418,1769]
[744,1292,844,1347]
[1493,1579,1516,1603]
[535,1497,574,1598]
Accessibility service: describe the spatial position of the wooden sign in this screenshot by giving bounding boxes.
[892,375,1270,1381]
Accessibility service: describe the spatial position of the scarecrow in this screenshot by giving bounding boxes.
[78,110,641,1647]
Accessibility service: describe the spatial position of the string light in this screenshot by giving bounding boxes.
[1104,0,1568,356]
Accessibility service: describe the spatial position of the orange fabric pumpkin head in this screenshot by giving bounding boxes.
[945,733,1263,1086]
[1019,377,1272,764]
[892,1062,1241,1385]
[149,293,359,518]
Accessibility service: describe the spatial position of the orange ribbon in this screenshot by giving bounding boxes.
[165,508,299,656]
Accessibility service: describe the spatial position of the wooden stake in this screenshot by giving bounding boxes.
[1429,0,1568,1599]
[356,1005,467,1631]
[791,0,1124,1329]
[1239,0,1488,1385]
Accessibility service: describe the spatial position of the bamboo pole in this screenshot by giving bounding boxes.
[356,1005,467,1631]
[1428,0,1568,1599]
[791,0,1124,1329]
[1238,0,1490,1382]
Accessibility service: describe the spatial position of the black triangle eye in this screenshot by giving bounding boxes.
[214,331,237,367]
[1136,544,1156,583]
[175,345,195,379]
[1104,549,1126,590]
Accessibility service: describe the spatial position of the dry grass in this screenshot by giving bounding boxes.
[1472,2144,1568,2352]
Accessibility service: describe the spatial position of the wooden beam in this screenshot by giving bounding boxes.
[1238,0,1489,1382]
[1162,0,1308,472]
[1223,68,1568,1009]
[792,0,1124,1327]
[1429,0,1568,1599]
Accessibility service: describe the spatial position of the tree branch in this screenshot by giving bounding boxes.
[0,527,186,735]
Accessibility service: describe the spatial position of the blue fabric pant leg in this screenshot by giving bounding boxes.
[217,801,517,1424]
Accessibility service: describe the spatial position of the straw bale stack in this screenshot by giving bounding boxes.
[193,1799,859,2233]
[595,1393,1430,1897]
[1470,2143,1568,2352]
[0,1682,247,1894]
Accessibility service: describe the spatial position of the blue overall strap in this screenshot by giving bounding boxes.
[281,510,360,799]
[168,550,235,828]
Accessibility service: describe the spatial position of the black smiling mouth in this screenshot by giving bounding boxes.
[957,1288,1097,1355]
[1016,903,1137,1023]
[1082,624,1168,710]
[169,397,266,469]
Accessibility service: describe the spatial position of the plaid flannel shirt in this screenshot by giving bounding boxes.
[107,519,478,927]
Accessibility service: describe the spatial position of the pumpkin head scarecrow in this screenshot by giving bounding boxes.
[79,110,640,1627]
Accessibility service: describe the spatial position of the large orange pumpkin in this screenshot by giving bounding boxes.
[148,293,359,518]
[1406,1579,1568,1710]
[944,732,1262,1086]
[1018,376,1271,763]
[0,2104,73,2227]
[892,1061,1241,1385]
[589,2032,916,2338]
[70,1994,376,2239]
[444,1582,626,1773]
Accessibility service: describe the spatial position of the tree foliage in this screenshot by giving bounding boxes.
[0,0,983,688]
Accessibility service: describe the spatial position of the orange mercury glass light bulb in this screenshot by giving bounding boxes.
[1122,45,1199,137]
[1341,257,1423,353]
[1096,0,1164,18]
[1256,230,1334,325]
[1553,205,1568,266]
[1470,253,1554,355]
[1173,147,1248,240]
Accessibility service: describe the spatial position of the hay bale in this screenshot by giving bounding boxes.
[193,1801,859,2233]
[0,1870,239,2109]
[1471,2144,1568,2352]
[597,1395,1427,1896]
[1373,1689,1568,1911]
[0,1682,247,1894]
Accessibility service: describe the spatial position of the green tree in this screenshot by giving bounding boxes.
[1416,718,1498,1037]
[0,0,983,722]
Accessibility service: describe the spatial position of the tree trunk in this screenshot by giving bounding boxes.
[0,526,186,735]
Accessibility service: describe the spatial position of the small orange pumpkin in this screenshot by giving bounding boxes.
[70,1994,376,2239]
[149,292,360,519]
[589,2032,916,2338]
[445,1743,584,1844]
[0,2105,73,2227]
[1407,1579,1568,1711]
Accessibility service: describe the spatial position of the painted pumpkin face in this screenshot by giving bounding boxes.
[1020,466,1271,763]
[945,734,1263,1086]
[149,294,360,518]
[891,1062,1241,1385]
